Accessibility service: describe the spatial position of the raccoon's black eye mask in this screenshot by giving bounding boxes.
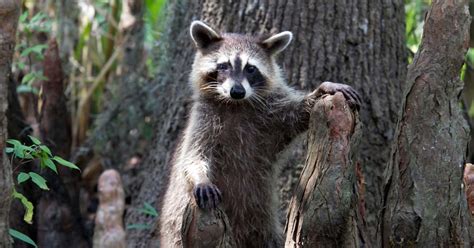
[244,65,266,87]
[209,60,266,87]
[245,65,257,74]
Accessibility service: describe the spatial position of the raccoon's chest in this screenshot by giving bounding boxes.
[207,111,277,169]
[207,112,277,210]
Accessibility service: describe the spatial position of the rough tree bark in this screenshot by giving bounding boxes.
[0,0,20,246]
[382,0,472,246]
[122,1,406,247]
[55,0,79,74]
[284,93,361,247]
[36,39,88,248]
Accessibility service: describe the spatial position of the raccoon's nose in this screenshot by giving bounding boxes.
[230,85,246,99]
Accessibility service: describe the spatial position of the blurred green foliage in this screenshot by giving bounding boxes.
[13,0,168,147]
[14,11,52,94]
[405,0,431,62]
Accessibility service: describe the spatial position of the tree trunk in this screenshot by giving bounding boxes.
[0,0,20,246]
[55,0,79,75]
[382,0,472,246]
[284,93,361,247]
[36,38,89,248]
[122,1,406,247]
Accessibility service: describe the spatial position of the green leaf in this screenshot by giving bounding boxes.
[14,148,25,159]
[139,202,158,217]
[39,145,52,156]
[7,139,22,147]
[20,44,48,58]
[9,228,37,248]
[43,158,57,174]
[126,224,151,230]
[28,12,51,33]
[24,153,34,159]
[21,73,35,85]
[20,71,48,86]
[21,145,35,153]
[28,172,49,190]
[5,147,14,153]
[17,172,30,184]
[7,140,35,159]
[16,85,39,95]
[35,73,48,81]
[30,12,46,23]
[12,190,34,224]
[16,61,26,70]
[52,156,80,171]
[28,135,41,145]
[19,12,28,23]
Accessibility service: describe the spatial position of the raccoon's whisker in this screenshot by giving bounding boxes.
[247,98,257,109]
[201,85,218,91]
[254,87,272,94]
[251,93,268,110]
[203,81,219,86]
[248,96,262,110]
[200,83,220,92]
[251,87,273,97]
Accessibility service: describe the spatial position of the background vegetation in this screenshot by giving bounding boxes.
[13,0,474,147]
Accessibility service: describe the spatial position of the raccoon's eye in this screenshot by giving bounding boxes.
[216,63,230,71]
[245,65,257,74]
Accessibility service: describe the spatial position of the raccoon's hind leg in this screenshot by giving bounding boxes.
[159,173,192,247]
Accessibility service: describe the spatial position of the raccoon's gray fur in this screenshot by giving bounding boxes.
[159,21,361,248]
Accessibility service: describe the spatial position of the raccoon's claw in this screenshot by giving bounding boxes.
[193,183,222,209]
[314,81,362,110]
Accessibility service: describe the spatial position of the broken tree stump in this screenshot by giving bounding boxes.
[93,169,126,248]
[284,92,361,247]
[181,203,235,248]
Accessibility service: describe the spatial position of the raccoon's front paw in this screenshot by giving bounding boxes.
[193,183,222,209]
[312,81,362,110]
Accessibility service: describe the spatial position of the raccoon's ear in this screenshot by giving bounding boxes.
[260,31,293,55]
[190,21,222,49]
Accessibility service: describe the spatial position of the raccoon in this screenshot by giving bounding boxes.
[159,21,361,247]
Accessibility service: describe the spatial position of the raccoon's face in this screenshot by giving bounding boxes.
[189,21,292,102]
